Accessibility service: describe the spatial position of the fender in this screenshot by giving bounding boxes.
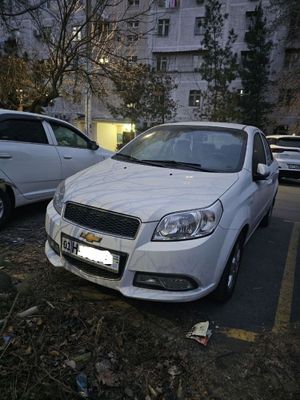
[0,178,16,188]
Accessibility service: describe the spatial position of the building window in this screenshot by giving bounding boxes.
[128,20,139,29]
[72,26,82,41]
[41,26,52,41]
[128,55,138,63]
[193,55,202,71]
[288,12,300,38]
[158,19,170,37]
[189,90,201,107]
[156,56,168,71]
[240,50,252,67]
[128,0,139,5]
[194,17,206,35]
[158,0,179,7]
[245,11,256,30]
[95,21,114,38]
[284,49,300,70]
[127,34,138,43]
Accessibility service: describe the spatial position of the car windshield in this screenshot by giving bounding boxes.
[113,126,247,172]
[268,137,300,148]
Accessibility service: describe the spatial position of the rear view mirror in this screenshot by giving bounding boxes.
[88,140,99,150]
[254,163,270,181]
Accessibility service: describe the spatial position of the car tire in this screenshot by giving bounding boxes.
[213,234,245,303]
[0,189,12,228]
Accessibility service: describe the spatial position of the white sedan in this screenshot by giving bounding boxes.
[267,135,300,181]
[0,110,112,227]
[45,122,278,303]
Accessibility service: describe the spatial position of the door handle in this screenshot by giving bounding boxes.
[0,154,12,159]
[63,155,72,160]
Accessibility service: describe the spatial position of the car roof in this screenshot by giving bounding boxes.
[0,108,76,129]
[158,121,250,131]
[267,135,300,139]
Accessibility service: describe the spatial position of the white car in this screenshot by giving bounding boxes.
[0,109,112,227]
[45,122,278,303]
[266,135,300,181]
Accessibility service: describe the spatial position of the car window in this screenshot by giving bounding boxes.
[252,133,266,172]
[115,126,247,172]
[276,138,300,148]
[261,134,273,166]
[0,119,48,144]
[50,123,89,149]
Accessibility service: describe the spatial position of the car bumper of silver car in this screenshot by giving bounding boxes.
[45,201,238,302]
[277,160,300,179]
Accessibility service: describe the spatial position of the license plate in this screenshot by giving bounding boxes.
[62,236,120,273]
[288,164,300,169]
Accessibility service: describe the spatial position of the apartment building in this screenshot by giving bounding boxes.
[94,0,299,137]
[0,0,298,149]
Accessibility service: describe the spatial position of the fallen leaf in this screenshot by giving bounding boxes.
[49,350,60,357]
[65,359,76,370]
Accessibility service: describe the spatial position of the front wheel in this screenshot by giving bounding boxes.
[213,235,244,303]
[0,189,12,228]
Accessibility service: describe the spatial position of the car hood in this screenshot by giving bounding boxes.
[64,158,239,222]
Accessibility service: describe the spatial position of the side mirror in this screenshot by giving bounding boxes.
[254,163,270,181]
[88,140,99,150]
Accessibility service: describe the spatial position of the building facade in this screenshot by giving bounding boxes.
[0,0,299,151]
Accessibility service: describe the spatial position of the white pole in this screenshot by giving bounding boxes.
[85,0,92,137]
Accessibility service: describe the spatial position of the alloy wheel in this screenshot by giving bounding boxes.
[0,198,4,219]
[227,243,241,289]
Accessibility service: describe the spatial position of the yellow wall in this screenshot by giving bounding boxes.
[96,122,134,152]
[96,123,117,151]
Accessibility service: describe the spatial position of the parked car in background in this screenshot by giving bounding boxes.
[46,122,278,303]
[0,110,112,227]
[267,135,300,181]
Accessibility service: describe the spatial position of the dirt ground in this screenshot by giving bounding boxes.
[0,204,300,400]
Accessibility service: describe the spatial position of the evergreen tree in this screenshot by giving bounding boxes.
[239,3,272,129]
[108,63,177,130]
[198,0,239,121]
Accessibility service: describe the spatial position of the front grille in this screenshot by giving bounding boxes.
[64,252,127,280]
[64,202,140,239]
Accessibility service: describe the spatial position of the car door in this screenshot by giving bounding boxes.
[0,116,62,200]
[261,133,278,201]
[46,121,105,179]
[250,132,271,230]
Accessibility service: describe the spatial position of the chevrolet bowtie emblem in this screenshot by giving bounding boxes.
[80,232,102,243]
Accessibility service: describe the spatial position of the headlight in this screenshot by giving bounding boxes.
[152,201,223,241]
[53,181,65,215]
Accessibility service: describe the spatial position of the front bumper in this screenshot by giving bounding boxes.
[45,201,237,302]
[276,160,300,179]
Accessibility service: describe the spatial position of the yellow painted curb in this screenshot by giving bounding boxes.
[273,222,300,334]
[221,328,258,342]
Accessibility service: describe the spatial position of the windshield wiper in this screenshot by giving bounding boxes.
[112,153,142,163]
[141,159,212,171]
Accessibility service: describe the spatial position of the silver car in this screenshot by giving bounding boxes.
[0,110,112,227]
[45,122,278,303]
[267,135,300,181]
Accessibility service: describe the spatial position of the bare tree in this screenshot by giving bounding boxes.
[0,0,155,112]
